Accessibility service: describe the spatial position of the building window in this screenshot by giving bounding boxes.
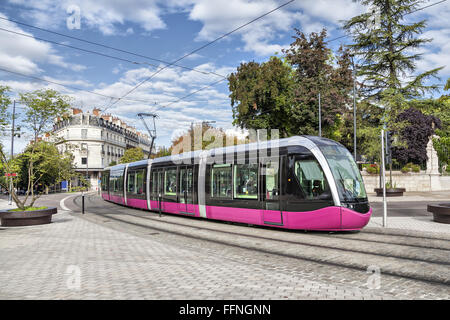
[234,164,258,199]
[211,164,232,198]
[81,157,87,165]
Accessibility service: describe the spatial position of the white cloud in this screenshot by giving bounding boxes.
[8,0,167,35]
[0,12,86,74]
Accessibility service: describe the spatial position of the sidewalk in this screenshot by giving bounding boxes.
[0,199,17,210]
[366,216,450,235]
[368,190,449,203]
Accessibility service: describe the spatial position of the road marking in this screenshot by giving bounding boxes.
[60,194,77,211]
[60,192,97,211]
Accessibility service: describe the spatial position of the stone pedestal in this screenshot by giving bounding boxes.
[426,135,440,175]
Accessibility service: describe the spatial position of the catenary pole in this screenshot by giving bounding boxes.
[318,93,322,137]
[8,100,15,205]
[381,129,387,227]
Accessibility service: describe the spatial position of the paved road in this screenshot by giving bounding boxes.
[1,192,449,300]
[371,201,439,217]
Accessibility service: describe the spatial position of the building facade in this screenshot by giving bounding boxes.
[47,108,152,191]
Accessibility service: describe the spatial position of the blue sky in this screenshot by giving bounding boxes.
[0,0,449,154]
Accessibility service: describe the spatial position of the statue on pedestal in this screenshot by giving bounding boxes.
[426,135,440,175]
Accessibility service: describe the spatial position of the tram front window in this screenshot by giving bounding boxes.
[319,144,367,201]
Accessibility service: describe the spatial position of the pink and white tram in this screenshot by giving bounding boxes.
[101,136,372,231]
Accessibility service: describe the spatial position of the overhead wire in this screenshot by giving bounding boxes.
[100,0,296,114]
[0,16,227,79]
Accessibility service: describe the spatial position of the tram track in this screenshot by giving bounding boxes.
[80,195,450,254]
[73,195,450,287]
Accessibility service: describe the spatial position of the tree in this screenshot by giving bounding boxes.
[343,0,442,113]
[0,86,11,130]
[170,123,245,155]
[391,107,441,164]
[12,141,75,202]
[228,56,294,137]
[338,101,383,161]
[150,146,172,159]
[120,147,144,164]
[283,29,354,137]
[0,89,71,210]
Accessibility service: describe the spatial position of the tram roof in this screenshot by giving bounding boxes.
[105,135,343,171]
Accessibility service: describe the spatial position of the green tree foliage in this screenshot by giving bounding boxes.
[343,0,442,114]
[171,123,245,154]
[0,89,71,210]
[228,30,354,138]
[283,29,354,136]
[13,142,75,200]
[228,56,294,137]
[339,101,384,161]
[19,89,71,141]
[0,86,11,129]
[150,146,172,159]
[119,147,145,164]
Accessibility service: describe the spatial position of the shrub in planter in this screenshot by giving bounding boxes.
[365,164,380,174]
[401,162,420,173]
[401,166,410,173]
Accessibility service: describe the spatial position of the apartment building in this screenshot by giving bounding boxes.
[48,108,152,191]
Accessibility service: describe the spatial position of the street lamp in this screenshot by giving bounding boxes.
[350,55,357,162]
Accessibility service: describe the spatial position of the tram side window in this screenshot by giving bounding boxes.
[109,177,116,192]
[101,175,107,191]
[117,175,124,192]
[136,169,145,195]
[265,161,279,200]
[211,164,232,198]
[294,159,331,200]
[152,170,158,194]
[164,168,177,196]
[127,171,135,193]
[234,164,258,199]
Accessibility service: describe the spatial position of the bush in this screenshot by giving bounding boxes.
[364,163,379,174]
[401,162,421,173]
[401,166,410,173]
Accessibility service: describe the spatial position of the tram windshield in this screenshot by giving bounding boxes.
[319,144,367,201]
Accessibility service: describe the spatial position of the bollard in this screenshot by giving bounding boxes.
[158,194,162,218]
[82,194,85,214]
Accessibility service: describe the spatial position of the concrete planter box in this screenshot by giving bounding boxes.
[0,207,57,227]
[427,203,450,224]
[374,188,406,197]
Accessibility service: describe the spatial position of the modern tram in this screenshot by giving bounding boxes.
[101,136,372,231]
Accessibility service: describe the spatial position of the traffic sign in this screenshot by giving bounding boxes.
[4,173,17,177]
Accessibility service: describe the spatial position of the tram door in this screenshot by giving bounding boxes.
[151,168,164,211]
[178,165,195,215]
[261,158,283,226]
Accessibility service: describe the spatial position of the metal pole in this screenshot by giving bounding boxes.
[381,129,387,227]
[8,100,15,205]
[318,93,322,137]
[353,62,357,161]
[86,145,88,192]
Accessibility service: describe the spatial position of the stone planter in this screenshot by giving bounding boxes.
[427,203,450,224]
[374,188,406,197]
[0,207,57,227]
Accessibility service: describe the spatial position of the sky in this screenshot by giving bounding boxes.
[0,0,449,154]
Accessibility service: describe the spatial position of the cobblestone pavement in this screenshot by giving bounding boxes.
[0,194,449,300]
